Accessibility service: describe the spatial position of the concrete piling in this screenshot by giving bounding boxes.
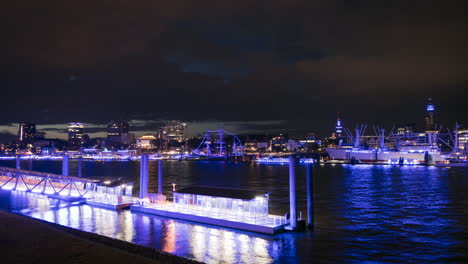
[62,155,69,176]
[78,156,83,177]
[16,155,21,169]
[289,155,297,229]
[306,164,313,229]
[140,154,149,199]
[158,159,163,195]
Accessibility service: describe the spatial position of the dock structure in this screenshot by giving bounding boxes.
[86,179,134,210]
[0,167,98,201]
[131,186,288,235]
[0,166,134,208]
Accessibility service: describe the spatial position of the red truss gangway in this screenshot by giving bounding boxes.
[0,167,99,198]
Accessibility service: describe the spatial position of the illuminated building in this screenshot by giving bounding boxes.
[137,135,156,150]
[458,129,468,152]
[18,123,36,143]
[68,123,84,149]
[243,136,268,153]
[160,120,187,152]
[425,98,436,131]
[298,135,321,152]
[107,120,130,147]
[285,140,298,152]
[269,134,287,152]
[33,140,51,154]
[397,123,415,135]
[162,120,186,143]
[244,140,258,152]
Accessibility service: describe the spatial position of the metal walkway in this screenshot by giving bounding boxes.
[0,167,99,198]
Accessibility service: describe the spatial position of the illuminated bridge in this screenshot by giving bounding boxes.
[0,167,99,198]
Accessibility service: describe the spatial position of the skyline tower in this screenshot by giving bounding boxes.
[335,116,343,138]
[68,123,84,149]
[425,98,435,131]
[18,123,36,143]
[107,120,130,147]
[332,112,343,140]
[162,120,186,143]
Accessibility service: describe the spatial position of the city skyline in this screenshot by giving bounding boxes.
[0,98,465,143]
[0,119,296,142]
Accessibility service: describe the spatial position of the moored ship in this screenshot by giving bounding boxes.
[326,128,448,164]
[325,99,454,164]
[326,146,448,164]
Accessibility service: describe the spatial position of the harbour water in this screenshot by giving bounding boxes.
[0,160,467,263]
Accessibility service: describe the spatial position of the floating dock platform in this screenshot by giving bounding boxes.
[86,199,133,210]
[130,186,289,235]
[47,194,87,203]
[131,203,287,235]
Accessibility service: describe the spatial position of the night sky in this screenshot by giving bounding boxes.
[1,0,467,139]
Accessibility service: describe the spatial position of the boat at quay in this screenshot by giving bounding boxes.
[325,123,449,165]
[325,99,468,165]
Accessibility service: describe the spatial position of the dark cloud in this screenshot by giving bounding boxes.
[128,120,166,132]
[0,131,17,143]
[39,127,65,132]
[1,0,467,135]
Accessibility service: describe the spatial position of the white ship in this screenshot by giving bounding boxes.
[326,124,449,164]
[326,147,448,164]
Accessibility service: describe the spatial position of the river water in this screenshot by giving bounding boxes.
[0,160,467,263]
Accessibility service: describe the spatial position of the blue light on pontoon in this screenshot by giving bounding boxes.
[256,158,314,164]
[256,158,289,164]
[387,158,419,165]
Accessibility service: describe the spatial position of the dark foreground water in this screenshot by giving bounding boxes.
[0,160,467,263]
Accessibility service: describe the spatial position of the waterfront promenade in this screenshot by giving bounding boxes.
[0,210,200,264]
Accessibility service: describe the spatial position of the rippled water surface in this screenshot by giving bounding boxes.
[0,160,467,263]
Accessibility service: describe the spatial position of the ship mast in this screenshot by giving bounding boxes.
[354,126,360,148]
[353,124,366,149]
[379,129,385,150]
[218,128,225,156]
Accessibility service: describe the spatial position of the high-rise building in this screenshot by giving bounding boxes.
[107,120,130,147]
[425,98,435,131]
[458,129,468,152]
[18,123,36,143]
[162,120,186,143]
[68,123,84,149]
[269,134,287,152]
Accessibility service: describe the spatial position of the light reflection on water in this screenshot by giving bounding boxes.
[0,160,467,263]
[10,193,278,264]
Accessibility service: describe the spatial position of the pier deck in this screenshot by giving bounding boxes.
[0,167,98,198]
[131,202,287,235]
[86,197,134,210]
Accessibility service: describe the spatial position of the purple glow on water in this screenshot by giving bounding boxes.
[0,160,467,263]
